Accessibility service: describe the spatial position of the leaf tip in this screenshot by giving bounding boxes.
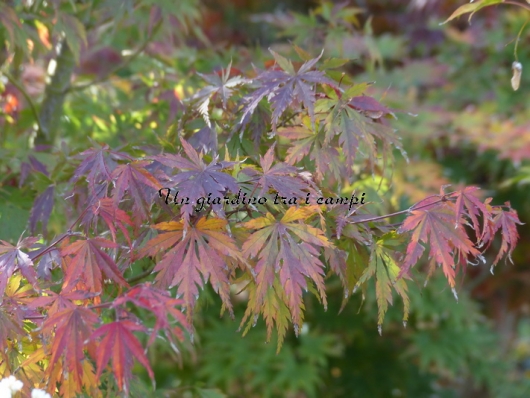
[451,287,459,302]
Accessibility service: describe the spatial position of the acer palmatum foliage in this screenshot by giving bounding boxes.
[2,49,520,396]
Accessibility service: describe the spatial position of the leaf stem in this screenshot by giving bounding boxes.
[127,260,156,284]
[349,195,449,225]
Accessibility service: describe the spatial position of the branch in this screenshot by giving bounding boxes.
[348,193,454,225]
[126,260,156,284]
[29,183,108,262]
[36,40,76,144]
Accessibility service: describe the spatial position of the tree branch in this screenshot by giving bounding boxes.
[126,260,156,284]
[36,40,76,144]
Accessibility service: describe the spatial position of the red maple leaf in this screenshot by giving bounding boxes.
[81,197,134,245]
[138,217,242,319]
[482,201,523,269]
[29,289,97,317]
[70,143,130,190]
[112,161,162,223]
[113,283,189,347]
[61,238,129,293]
[41,307,99,389]
[398,200,480,288]
[450,186,489,240]
[91,320,154,393]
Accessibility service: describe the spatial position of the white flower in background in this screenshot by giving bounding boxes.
[0,384,12,398]
[0,375,23,397]
[31,389,52,398]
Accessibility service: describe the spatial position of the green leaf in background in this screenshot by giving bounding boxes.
[0,186,32,243]
[442,0,505,24]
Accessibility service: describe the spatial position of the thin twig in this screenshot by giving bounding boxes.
[349,195,451,225]
[126,261,156,284]
[29,205,90,262]
[29,184,108,262]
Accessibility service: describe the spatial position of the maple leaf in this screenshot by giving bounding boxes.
[188,124,218,155]
[277,125,316,165]
[349,95,395,120]
[240,275,291,353]
[29,184,54,235]
[355,234,410,332]
[277,124,344,182]
[240,49,336,130]
[61,238,129,293]
[0,237,39,301]
[70,143,130,190]
[111,161,162,223]
[41,307,99,390]
[29,289,97,317]
[113,283,189,347]
[81,197,134,244]
[481,202,523,270]
[91,320,154,393]
[241,206,332,337]
[153,139,239,223]
[192,61,248,127]
[138,217,242,319]
[317,87,404,179]
[398,200,480,289]
[240,144,315,199]
[450,186,489,240]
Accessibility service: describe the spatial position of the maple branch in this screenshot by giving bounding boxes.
[126,260,156,284]
[29,233,68,262]
[24,315,46,320]
[348,195,451,225]
[225,204,253,218]
[88,302,113,310]
[37,40,76,144]
[30,185,105,261]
